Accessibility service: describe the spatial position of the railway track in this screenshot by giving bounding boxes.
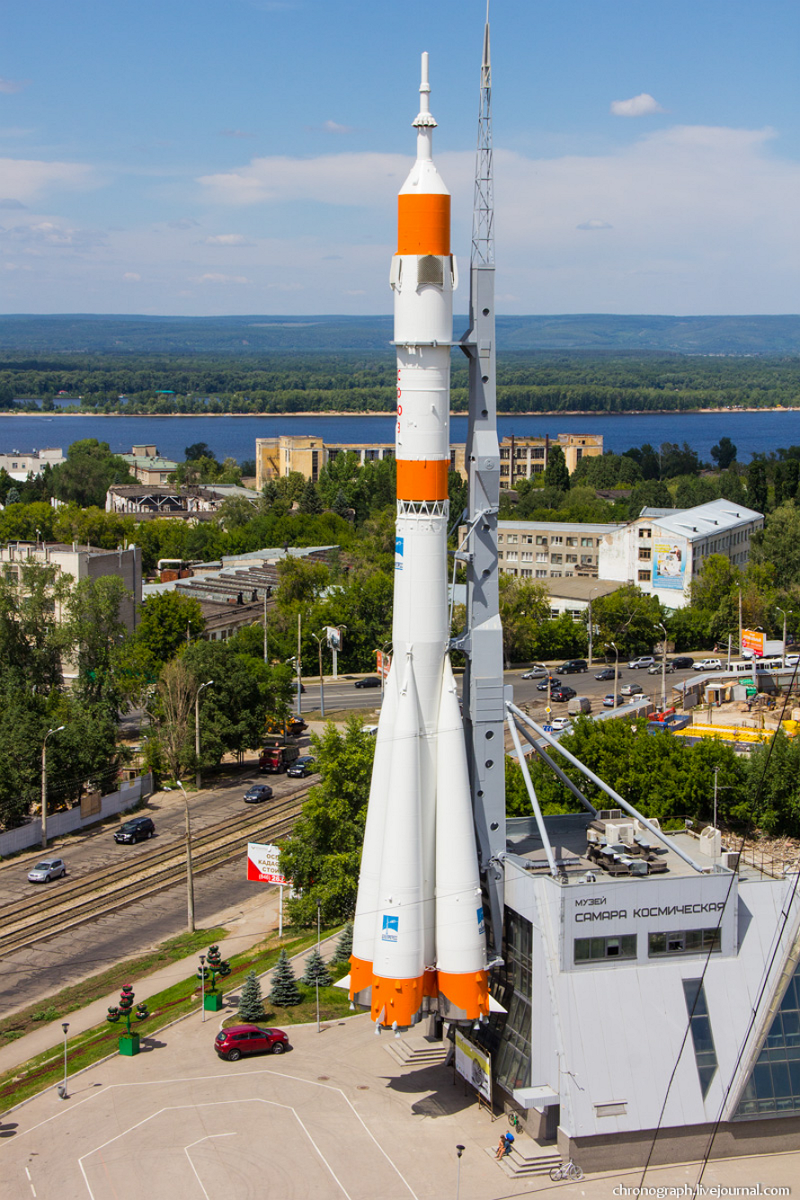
[0,787,311,959]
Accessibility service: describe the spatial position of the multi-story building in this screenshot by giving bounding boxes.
[121,445,178,486]
[496,519,624,581]
[106,483,260,518]
[255,432,602,491]
[0,541,142,636]
[0,447,65,479]
[599,499,764,609]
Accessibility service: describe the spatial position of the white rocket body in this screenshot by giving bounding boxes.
[350,55,489,1029]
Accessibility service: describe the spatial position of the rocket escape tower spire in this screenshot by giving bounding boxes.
[455,0,506,959]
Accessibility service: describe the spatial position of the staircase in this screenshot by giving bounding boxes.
[487,1138,562,1179]
[384,1036,449,1069]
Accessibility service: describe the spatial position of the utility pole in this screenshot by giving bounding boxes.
[738,587,743,655]
[195,680,213,790]
[297,612,303,714]
[176,780,195,932]
[263,591,268,665]
[312,632,325,719]
[777,606,791,664]
[606,642,619,707]
[587,586,598,668]
[316,898,322,1034]
[658,621,668,712]
[41,725,64,849]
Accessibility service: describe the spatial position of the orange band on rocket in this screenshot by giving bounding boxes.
[397,194,451,256]
[396,458,449,502]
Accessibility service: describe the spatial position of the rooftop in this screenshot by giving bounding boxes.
[499,519,624,535]
[649,499,763,540]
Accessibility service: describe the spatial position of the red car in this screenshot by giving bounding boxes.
[215,1024,289,1061]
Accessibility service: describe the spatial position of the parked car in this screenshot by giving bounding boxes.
[536,676,560,691]
[620,682,643,697]
[214,1025,289,1062]
[785,654,799,668]
[355,677,381,689]
[603,693,622,707]
[555,659,588,675]
[647,661,675,675]
[550,716,572,732]
[521,663,548,679]
[244,784,274,804]
[671,656,695,670]
[551,685,577,702]
[595,667,616,681]
[287,756,316,779]
[695,658,723,671]
[628,656,655,670]
[567,696,592,716]
[28,857,67,883]
[114,816,155,844]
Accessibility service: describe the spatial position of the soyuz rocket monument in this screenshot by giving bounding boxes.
[350,23,504,1032]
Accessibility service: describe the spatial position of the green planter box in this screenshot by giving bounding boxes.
[119,1033,140,1056]
[203,993,223,1012]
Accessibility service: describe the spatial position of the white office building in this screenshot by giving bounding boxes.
[599,500,764,609]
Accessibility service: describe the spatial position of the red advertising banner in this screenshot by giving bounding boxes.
[247,842,288,885]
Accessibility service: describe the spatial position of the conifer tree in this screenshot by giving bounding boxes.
[238,970,265,1022]
[330,921,353,965]
[302,946,332,988]
[268,948,301,1007]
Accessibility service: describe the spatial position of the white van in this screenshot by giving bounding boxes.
[567,696,592,716]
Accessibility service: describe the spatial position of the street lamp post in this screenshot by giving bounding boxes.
[58,1022,69,1099]
[175,780,195,932]
[311,632,325,719]
[199,954,207,1023]
[296,611,303,714]
[195,680,214,790]
[316,898,322,1034]
[41,725,65,849]
[456,1145,465,1200]
[605,642,619,707]
[657,621,668,712]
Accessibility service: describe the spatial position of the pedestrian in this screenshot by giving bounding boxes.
[495,1132,514,1159]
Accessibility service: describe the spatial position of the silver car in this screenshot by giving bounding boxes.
[521,664,548,679]
[28,857,67,883]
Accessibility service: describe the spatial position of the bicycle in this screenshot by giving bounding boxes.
[550,1159,584,1182]
[507,1110,520,1129]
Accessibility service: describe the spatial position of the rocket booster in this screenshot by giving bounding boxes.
[350,54,489,1030]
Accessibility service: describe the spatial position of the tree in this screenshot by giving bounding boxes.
[185,442,217,462]
[332,489,350,519]
[330,921,353,965]
[747,460,768,514]
[281,718,376,925]
[62,575,130,710]
[154,657,197,780]
[499,575,551,665]
[751,504,800,585]
[627,480,673,517]
[50,439,135,508]
[136,592,205,665]
[238,970,265,1021]
[299,479,323,514]
[302,947,332,987]
[543,445,569,491]
[268,949,301,1007]
[710,436,737,470]
[590,584,664,657]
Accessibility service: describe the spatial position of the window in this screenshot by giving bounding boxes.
[535,535,547,546]
[640,527,652,539]
[639,548,652,561]
[532,447,545,459]
[486,910,533,1093]
[500,466,510,477]
[536,553,547,563]
[551,554,563,564]
[498,534,504,543]
[552,536,563,546]
[497,551,504,560]
[574,935,637,963]
[567,537,578,547]
[735,959,800,1119]
[581,537,593,547]
[506,551,518,561]
[507,534,518,544]
[500,449,510,460]
[638,570,650,582]
[550,571,562,578]
[521,551,532,562]
[523,535,534,544]
[580,555,593,565]
[684,979,718,1098]
[648,928,721,957]
[521,569,532,577]
[535,570,548,578]
[566,554,577,563]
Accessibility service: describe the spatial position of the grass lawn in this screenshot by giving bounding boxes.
[0,926,352,1114]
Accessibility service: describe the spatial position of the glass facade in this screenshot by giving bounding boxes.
[484,910,533,1093]
[649,928,721,957]
[575,934,637,963]
[683,979,718,1098]
[735,959,800,1119]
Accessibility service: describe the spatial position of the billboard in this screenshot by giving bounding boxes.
[376,649,392,679]
[652,536,687,591]
[454,1029,492,1104]
[741,629,765,658]
[325,626,343,651]
[247,842,287,884]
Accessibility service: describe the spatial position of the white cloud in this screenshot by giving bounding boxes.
[321,120,353,135]
[577,218,613,231]
[610,93,665,118]
[123,272,141,281]
[197,151,411,206]
[204,233,249,245]
[0,78,29,95]
[196,272,250,284]
[0,158,98,202]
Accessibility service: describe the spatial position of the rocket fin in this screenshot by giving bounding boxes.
[435,655,490,1020]
[370,655,426,1028]
[350,663,400,1006]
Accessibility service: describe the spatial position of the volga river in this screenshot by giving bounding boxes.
[1,410,800,465]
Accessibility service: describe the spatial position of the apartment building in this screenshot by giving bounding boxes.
[255,432,602,491]
[497,519,624,581]
[0,447,65,479]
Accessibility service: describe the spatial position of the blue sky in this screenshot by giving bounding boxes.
[1,0,798,316]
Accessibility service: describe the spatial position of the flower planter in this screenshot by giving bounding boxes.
[203,992,223,1012]
[119,1032,140,1056]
